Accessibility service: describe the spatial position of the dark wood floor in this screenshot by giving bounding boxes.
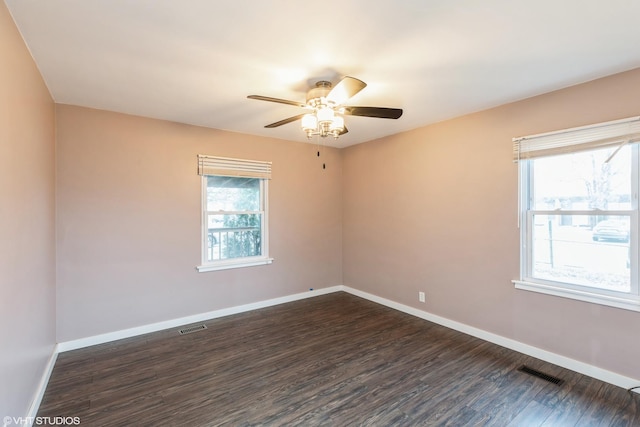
[38,292,640,426]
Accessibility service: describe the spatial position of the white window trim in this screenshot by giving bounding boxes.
[197,257,273,272]
[196,155,273,272]
[514,118,640,312]
[512,279,640,312]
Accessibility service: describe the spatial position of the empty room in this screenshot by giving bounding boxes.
[3,1,640,425]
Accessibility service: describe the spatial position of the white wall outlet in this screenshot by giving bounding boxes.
[418,291,426,303]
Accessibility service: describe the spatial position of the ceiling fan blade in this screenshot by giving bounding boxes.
[264,113,306,128]
[248,95,306,108]
[343,106,403,119]
[326,76,367,105]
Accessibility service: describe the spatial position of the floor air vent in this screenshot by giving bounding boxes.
[179,324,207,335]
[517,365,564,386]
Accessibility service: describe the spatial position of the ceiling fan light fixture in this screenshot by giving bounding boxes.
[301,113,317,130]
[301,113,318,137]
[329,115,344,137]
[316,105,334,124]
[301,110,344,139]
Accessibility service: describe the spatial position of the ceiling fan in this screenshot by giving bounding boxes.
[247,76,403,140]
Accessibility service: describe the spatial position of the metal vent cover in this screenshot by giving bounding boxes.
[179,324,207,335]
[517,365,564,386]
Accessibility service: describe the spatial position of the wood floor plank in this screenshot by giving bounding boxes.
[37,292,640,426]
[505,400,553,427]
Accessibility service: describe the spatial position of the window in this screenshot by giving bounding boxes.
[196,155,272,272]
[514,117,640,311]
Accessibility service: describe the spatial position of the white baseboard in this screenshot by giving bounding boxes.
[57,286,342,352]
[341,286,640,392]
[25,344,59,422]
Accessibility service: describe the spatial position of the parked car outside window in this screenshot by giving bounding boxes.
[592,219,630,243]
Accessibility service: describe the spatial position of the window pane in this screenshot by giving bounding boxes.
[532,145,631,210]
[206,213,262,261]
[206,176,260,211]
[531,214,630,292]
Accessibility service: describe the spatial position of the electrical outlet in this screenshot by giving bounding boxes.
[418,291,425,303]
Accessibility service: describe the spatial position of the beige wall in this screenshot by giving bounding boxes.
[0,0,56,417]
[55,105,342,341]
[343,67,640,380]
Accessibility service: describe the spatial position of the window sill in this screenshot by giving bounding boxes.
[197,257,273,272]
[513,279,640,313]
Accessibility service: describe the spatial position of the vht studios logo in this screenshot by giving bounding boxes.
[3,416,80,426]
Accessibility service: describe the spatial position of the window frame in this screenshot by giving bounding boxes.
[513,152,640,311]
[514,145,640,312]
[196,170,272,273]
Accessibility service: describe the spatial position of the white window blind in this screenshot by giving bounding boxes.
[197,155,272,179]
[513,116,640,162]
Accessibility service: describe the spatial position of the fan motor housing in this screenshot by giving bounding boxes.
[306,81,333,107]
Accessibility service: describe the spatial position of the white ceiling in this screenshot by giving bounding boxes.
[6,0,640,147]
